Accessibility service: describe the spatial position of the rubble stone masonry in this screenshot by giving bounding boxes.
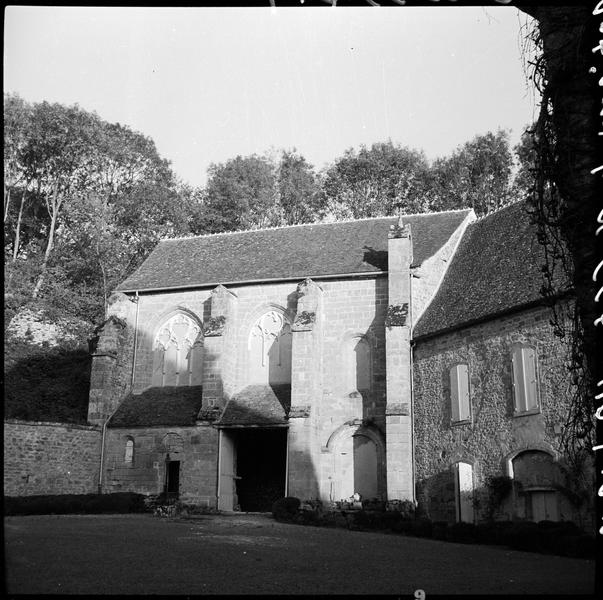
[4,419,101,496]
[412,303,586,523]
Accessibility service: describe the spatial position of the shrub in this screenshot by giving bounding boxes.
[446,522,479,544]
[386,499,416,519]
[272,496,301,522]
[362,498,386,511]
[557,534,596,559]
[4,492,146,516]
[431,521,449,540]
[474,521,514,545]
[295,509,322,526]
[4,338,91,424]
[502,521,545,553]
[409,518,433,538]
[485,475,513,520]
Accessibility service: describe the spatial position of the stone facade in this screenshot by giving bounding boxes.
[4,419,101,496]
[413,303,591,526]
[95,275,393,507]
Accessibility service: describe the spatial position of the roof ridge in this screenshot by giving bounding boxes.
[472,198,527,224]
[160,208,474,242]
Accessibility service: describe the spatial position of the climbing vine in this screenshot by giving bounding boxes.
[521,18,595,463]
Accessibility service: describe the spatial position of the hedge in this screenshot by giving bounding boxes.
[4,492,147,516]
[272,502,594,559]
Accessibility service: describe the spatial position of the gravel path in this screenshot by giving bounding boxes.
[4,513,595,595]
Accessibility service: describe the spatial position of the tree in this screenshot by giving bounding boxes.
[322,141,430,219]
[427,130,514,216]
[20,101,103,298]
[3,97,191,325]
[199,154,279,233]
[277,149,325,225]
[4,93,30,226]
[3,94,44,266]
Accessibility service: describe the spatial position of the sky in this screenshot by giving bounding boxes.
[4,5,538,189]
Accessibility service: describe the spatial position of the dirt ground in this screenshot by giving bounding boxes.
[4,513,595,595]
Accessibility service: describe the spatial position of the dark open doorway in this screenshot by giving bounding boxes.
[234,428,287,512]
[165,460,180,498]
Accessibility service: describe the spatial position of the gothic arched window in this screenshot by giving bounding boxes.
[248,310,292,385]
[152,313,203,387]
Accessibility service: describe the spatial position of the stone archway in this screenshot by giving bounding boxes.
[326,422,385,502]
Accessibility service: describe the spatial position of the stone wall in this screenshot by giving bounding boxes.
[93,275,394,505]
[88,294,137,426]
[412,303,589,524]
[4,419,102,496]
[7,308,91,347]
[103,425,219,506]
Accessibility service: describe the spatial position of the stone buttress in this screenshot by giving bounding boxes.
[385,219,415,501]
[287,278,323,499]
[201,285,238,412]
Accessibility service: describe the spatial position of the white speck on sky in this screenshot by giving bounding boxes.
[3,5,538,188]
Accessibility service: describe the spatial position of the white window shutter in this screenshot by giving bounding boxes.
[512,346,526,412]
[455,462,474,523]
[450,366,460,422]
[523,346,538,410]
[451,364,470,422]
[458,364,470,421]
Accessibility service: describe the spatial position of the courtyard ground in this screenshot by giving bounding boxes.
[4,513,595,595]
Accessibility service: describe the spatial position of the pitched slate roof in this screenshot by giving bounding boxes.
[116,210,471,292]
[414,201,571,339]
[108,386,203,428]
[217,384,291,426]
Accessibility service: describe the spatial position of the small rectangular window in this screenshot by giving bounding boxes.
[450,364,471,422]
[512,345,539,413]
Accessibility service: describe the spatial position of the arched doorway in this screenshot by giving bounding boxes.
[510,449,562,522]
[328,423,384,502]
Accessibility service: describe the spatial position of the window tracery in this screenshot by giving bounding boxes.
[248,310,292,384]
[152,313,203,387]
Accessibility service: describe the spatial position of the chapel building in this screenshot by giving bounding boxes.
[88,200,588,524]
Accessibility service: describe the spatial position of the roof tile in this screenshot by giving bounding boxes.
[117,210,471,292]
[217,384,291,426]
[108,386,203,428]
[414,201,571,338]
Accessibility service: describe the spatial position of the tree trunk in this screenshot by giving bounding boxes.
[32,185,62,299]
[516,3,602,589]
[12,189,26,262]
[4,184,10,224]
